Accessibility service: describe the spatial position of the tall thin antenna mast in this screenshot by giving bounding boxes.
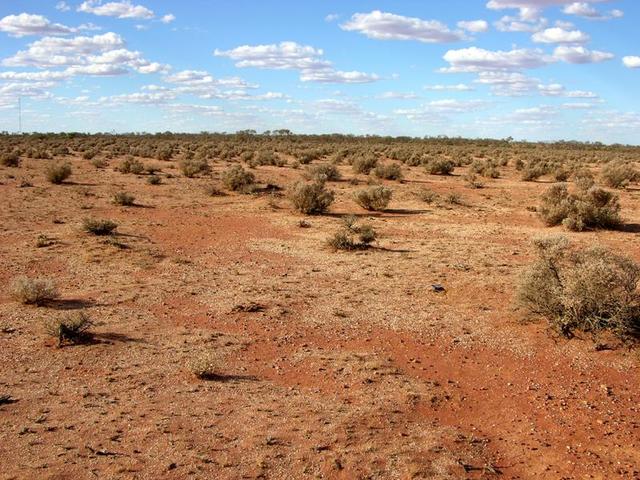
[18,96,22,134]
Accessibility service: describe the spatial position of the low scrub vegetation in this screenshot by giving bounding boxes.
[538,183,621,231]
[45,312,93,346]
[45,163,72,184]
[354,186,392,211]
[425,158,455,175]
[601,160,639,189]
[222,164,255,192]
[373,163,403,181]
[113,191,135,206]
[82,218,118,236]
[117,156,145,175]
[328,216,377,251]
[180,157,210,178]
[517,236,640,340]
[288,181,335,215]
[304,163,341,183]
[11,276,58,306]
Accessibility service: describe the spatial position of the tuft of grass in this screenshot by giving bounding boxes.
[188,352,220,380]
[11,276,58,306]
[417,188,439,204]
[45,312,93,346]
[112,191,135,206]
[328,216,377,251]
[82,218,118,236]
[117,156,144,175]
[45,163,72,184]
[147,174,161,185]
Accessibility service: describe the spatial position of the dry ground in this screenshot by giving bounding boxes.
[1,153,639,479]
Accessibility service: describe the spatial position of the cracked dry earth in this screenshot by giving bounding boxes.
[1,156,639,479]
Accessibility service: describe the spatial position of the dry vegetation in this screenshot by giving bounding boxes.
[1,132,640,479]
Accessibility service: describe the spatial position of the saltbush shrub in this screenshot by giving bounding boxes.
[288,181,335,215]
[354,186,392,211]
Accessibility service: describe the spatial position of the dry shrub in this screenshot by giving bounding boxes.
[517,236,640,340]
[601,160,639,189]
[304,163,341,182]
[189,352,220,380]
[538,183,621,231]
[288,181,334,215]
[112,191,135,206]
[373,163,403,181]
[180,157,210,178]
[45,163,72,184]
[1,151,20,167]
[352,154,378,175]
[147,174,161,185]
[117,156,145,174]
[11,276,58,306]
[328,216,377,250]
[45,312,93,346]
[417,188,438,204]
[354,186,392,211]
[222,164,255,192]
[470,159,499,178]
[464,172,484,189]
[425,158,455,175]
[82,218,118,235]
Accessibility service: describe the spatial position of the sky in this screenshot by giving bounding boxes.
[0,1,638,143]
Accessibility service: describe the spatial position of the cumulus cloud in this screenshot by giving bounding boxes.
[56,2,71,12]
[78,1,154,20]
[160,14,175,24]
[214,41,379,84]
[424,83,475,91]
[532,27,590,44]
[457,20,490,33]
[376,91,419,99]
[494,15,548,32]
[473,71,597,97]
[553,45,614,63]
[622,56,640,68]
[341,10,466,43]
[487,0,606,21]
[0,13,75,37]
[562,3,623,20]
[442,46,553,72]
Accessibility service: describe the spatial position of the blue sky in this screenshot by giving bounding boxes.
[0,0,638,143]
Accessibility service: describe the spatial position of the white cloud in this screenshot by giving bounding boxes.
[553,45,614,63]
[562,3,624,20]
[161,14,175,24]
[473,71,598,98]
[376,91,419,99]
[457,20,489,33]
[487,0,606,21]
[102,91,177,104]
[622,56,640,69]
[56,2,72,12]
[0,13,75,37]
[532,27,589,44]
[495,15,548,32]
[215,41,379,84]
[325,14,340,22]
[341,10,466,43]
[78,1,154,20]
[424,83,474,91]
[442,46,553,72]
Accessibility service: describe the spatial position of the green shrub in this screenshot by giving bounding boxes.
[354,186,392,211]
[10,276,58,306]
[82,218,118,236]
[538,184,621,231]
[417,188,438,204]
[288,181,335,215]
[517,236,640,339]
[304,163,341,182]
[117,156,144,175]
[222,164,255,192]
[45,163,72,184]
[328,216,377,250]
[180,157,210,178]
[352,154,378,175]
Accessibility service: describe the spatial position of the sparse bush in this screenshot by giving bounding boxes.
[1,151,20,167]
[82,218,118,236]
[352,154,378,175]
[445,193,463,205]
[222,164,255,192]
[45,163,72,184]
[471,159,499,178]
[538,184,621,231]
[464,172,484,189]
[517,236,640,339]
[601,161,639,189]
[180,157,210,178]
[204,184,225,196]
[11,276,58,306]
[113,191,135,206]
[373,163,403,181]
[328,216,377,250]
[354,186,392,211]
[147,174,161,185]
[288,181,335,215]
[45,312,93,346]
[417,188,438,204]
[304,163,341,182]
[189,352,220,380]
[425,158,455,175]
[117,156,144,175]
[573,168,595,191]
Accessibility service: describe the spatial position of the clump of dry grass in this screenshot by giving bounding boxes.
[82,218,118,235]
[601,160,639,189]
[328,216,377,251]
[303,163,341,183]
[373,163,403,181]
[354,186,392,211]
[425,158,455,175]
[352,154,378,175]
[538,183,621,231]
[1,151,20,167]
[180,157,211,178]
[112,191,135,206]
[517,236,640,340]
[188,352,220,380]
[11,276,58,306]
[288,181,335,215]
[117,156,145,175]
[45,163,72,184]
[45,312,93,346]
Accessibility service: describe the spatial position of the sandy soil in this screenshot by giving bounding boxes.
[1,154,639,479]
